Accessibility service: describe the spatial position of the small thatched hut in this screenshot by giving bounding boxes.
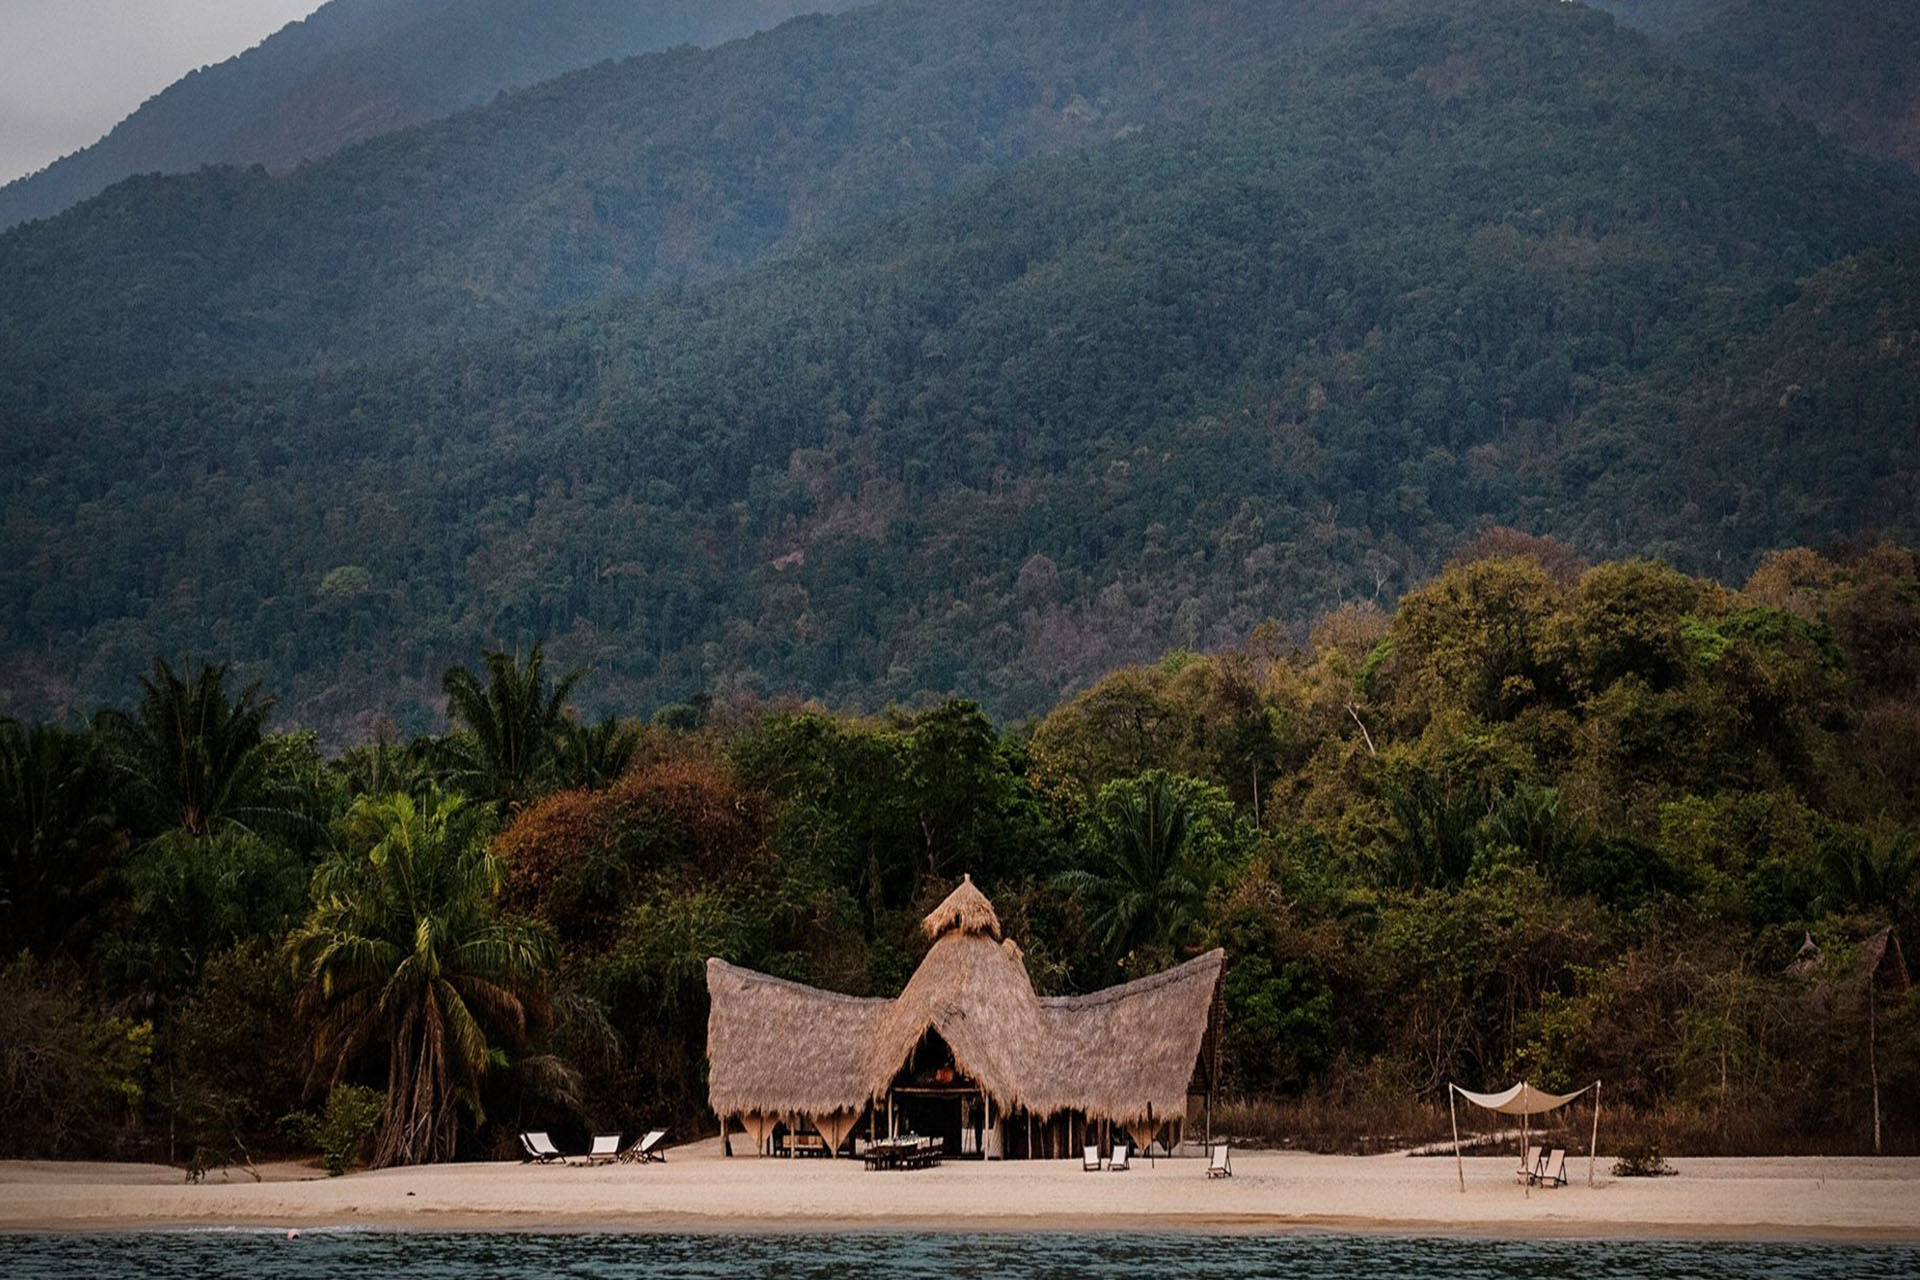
[706,876,1225,1159]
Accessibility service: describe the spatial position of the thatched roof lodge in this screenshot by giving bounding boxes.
[706,876,1225,1159]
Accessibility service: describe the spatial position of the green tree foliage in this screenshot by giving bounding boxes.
[9,580,1920,1157]
[289,790,556,1167]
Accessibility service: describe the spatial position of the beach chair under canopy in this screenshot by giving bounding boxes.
[580,1134,621,1166]
[1515,1145,1543,1185]
[1538,1149,1568,1188]
[520,1131,564,1164]
[622,1129,669,1164]
[1082,1145,1101,1171]
[1206,1143,1232,1178]
[1108,1143,1130,1172]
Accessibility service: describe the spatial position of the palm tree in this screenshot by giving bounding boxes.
[94,657,281,837]
[554,715,643,791]
[289,790,555,1166]
[1055,772,1205,971]
[0,719,122,958]
[440,644,584,811]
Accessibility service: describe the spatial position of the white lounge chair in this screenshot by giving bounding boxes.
[1082,1144,1101,1171]
[1538,1148,1568,1188]
[1108,1143,1130,1172]
[621,1129,669,1164]
[579,1134,621,1166]
[1206,1143,1232,1178]
[1516,1144,1543,1185]
[520,1131,564,1164]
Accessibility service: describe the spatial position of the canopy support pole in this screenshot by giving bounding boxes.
[1588,1080,1601,1188]
[1449,1085,1464,1192]
[1521,1109,1530,1199]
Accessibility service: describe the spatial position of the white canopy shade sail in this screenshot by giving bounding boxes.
[1447,1079,1603,1191]
[1452,1081,1593,1116]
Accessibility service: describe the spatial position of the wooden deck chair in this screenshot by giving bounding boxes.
[621,1129,669,1164]
[1539,1149,1568,1188]
[1082,1145,1102,1171]
[522,1131,564,1164]
[1515,1145,1543,1185]
[579,1134,621,1166]
[1206,1143,1232,1178]
[1108,1143,1130,1172]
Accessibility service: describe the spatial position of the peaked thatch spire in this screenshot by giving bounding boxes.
[921,873,1001,941]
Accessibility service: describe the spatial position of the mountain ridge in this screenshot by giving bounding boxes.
[0,0,861,230]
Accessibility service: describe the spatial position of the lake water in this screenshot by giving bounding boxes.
[2,1232,1914,1279]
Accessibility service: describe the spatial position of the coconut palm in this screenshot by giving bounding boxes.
[94,657,284,837]
[290,789,554,1166]
[440,644,584,811]
[1055,771,1205,970]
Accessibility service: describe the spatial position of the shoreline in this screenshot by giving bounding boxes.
[3,1144,1916,1243]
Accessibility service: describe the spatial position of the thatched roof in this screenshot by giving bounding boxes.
[921,873,1001,940]
[706,879,1225,1127]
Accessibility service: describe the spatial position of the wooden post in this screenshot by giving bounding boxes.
[1588,1081,1601,1187]
[1449,1085,1464,1192]
[1870,992,1881,1156]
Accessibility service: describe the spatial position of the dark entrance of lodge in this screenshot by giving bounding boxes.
[886,1032,987,1157]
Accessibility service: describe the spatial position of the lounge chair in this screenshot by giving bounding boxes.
[1516,1145,1543,1185]
[621,1129,669,1164]
[1108,1143,1130,1172]
[1082,1145,1102,1171]
[1538,1148,1568,1188]
[579,1134,621,1166]
[1206,1143,1232,1178]
[520,1131,564,1164]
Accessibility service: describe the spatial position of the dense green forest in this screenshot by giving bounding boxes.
[3,0,1916,740]
[0,0,863,230]
[3,542,1914,1172]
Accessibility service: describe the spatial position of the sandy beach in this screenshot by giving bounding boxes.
[1,1142,1915,1240]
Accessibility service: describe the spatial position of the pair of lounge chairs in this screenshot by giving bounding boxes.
[1516,1145,1568,1187]
[519,1129,667,1166]
[1081,1144,1130,1171]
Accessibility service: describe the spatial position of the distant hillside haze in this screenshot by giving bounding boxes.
[4,0,1917,738]
[1593,0,1920,172]
[0,0,860,230]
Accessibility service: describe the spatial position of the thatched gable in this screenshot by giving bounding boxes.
[921,873,1001,940]
[705,879,1225,1128]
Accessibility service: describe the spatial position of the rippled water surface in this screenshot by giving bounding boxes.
[4,1232,1915,1279]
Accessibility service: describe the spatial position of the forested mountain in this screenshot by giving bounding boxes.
[0,0,861,231]
[0,0,1348,404]
[1593,0,1920,172]
[4,0,1916,740]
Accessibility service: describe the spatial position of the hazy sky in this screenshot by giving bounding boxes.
[0,0,327,185]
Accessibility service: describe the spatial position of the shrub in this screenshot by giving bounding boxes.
[1612,1139,1677,1177]
[283,1084,385,1176]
